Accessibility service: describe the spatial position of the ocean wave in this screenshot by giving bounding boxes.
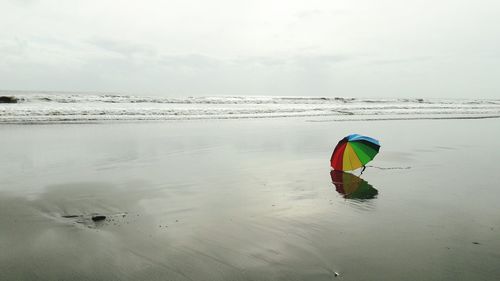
[2,91,498,105]
[0,91,499,123]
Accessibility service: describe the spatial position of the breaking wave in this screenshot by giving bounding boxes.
[1,91,499,123]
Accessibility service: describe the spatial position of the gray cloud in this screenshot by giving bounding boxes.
[232,54,352,68]
[294,9,347,19]
[159,54,220,69]
[0,39,28,57]
[295,9,324,19]
[292,54,352,67]
[88,38,157,58]
[7,0,38,6]
[368,56,433,66]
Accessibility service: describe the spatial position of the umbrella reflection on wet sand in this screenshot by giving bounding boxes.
[330,170,378,200]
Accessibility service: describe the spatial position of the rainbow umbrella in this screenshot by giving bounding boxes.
[330,170,378,199]
[330,134,380,171]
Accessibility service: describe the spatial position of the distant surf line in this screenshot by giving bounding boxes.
[307,115,500,122]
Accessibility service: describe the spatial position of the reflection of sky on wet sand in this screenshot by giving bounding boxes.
[1,119,500,280]
[0,178,345,280]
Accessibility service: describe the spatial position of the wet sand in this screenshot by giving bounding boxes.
[0,118,499,280]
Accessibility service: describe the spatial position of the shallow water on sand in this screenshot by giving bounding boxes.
[0,119,499,280]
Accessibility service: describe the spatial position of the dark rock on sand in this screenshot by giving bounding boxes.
[0,96,18,103]
[91,215,106,222]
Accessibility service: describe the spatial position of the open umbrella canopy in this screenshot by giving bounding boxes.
[330,170,378,199]
[330,134,380,171]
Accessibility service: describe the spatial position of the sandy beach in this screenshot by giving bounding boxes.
[0,118,499,280]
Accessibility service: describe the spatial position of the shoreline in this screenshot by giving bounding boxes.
[0,113,499,125]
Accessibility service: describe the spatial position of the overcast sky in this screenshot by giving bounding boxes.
[1,0,499,98]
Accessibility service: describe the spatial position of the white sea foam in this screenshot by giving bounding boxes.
[0,91,499,123]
